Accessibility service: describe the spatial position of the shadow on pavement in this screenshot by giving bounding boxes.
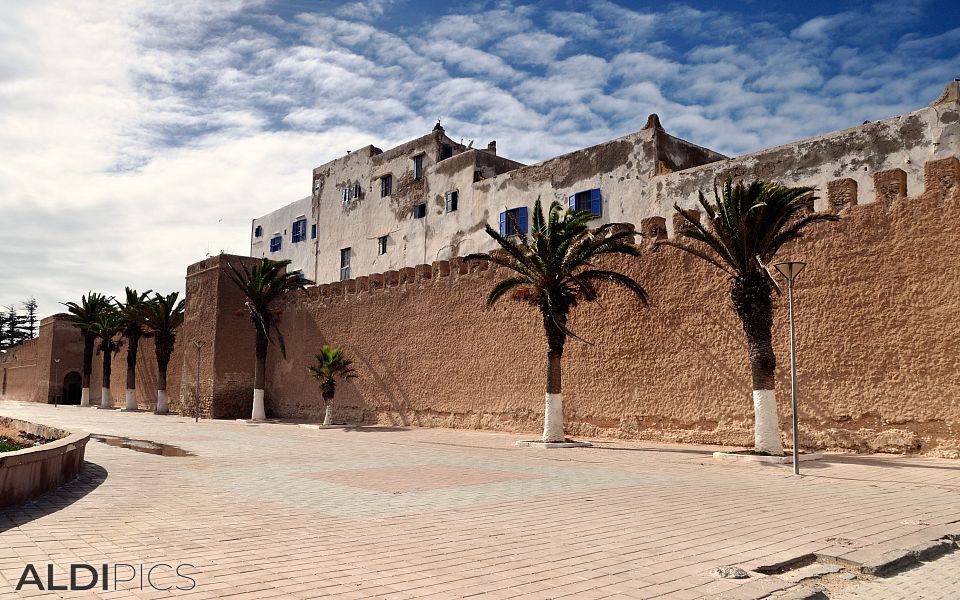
[0,462,108,533]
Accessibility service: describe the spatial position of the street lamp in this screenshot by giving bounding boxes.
[53,358,61,408]
[193,340,205,423]
[774,261,806,476]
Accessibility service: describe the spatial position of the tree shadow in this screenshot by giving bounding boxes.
[0,461,108,533]
[589,444,716,456]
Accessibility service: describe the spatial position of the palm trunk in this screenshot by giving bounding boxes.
[156,364,169,414]
[732,275,783,455]
[155,337,172,413]
[100,346,113,409]
[322,395,333,426]
[541,308,567,443]
[124,331,140,410]
[81,333,94,406]
[252,326,268,420]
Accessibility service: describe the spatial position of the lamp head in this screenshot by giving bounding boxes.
[774,261,806,281]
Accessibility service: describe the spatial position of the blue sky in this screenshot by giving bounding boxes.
[1,0,958,318]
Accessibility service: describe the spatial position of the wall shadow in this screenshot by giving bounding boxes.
[0,462,108,533]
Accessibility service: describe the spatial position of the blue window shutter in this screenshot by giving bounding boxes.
[568,195,576,211]
[590,188,602,217]
[499,211,507,236]
[518,207,528,233]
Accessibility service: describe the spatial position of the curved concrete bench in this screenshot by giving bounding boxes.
[0,417,90,508]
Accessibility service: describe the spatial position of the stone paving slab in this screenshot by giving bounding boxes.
[1,400,959,599]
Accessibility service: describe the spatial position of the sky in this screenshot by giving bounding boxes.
[1,0,959,320]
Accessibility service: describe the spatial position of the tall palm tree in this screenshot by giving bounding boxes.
[90,309,123,409]
[142,292,185,414]
[63,292,113,407]
[116,287,152,411]
[225,258,312,421]
[662,179,839,455]
[308,345,357,426]
[466,199,648,443]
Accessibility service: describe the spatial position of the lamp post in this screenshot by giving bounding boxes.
[774,261,806,476]
[193,340,205,423]
[53,358,61,408]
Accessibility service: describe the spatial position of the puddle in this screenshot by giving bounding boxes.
[90,434,194,457]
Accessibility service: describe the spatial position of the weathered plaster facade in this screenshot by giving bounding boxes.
[251,118,724,283]
[250,195,315,277]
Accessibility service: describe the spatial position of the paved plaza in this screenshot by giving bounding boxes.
[1,400,958,599]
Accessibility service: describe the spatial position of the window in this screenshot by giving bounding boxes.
[340,248,351,281]
[413,203,426,219]
[254,225,263,238]
[313,179,321,193]
[311,224,317,239]
[270,236,282,252]
[413,154,425,180]
[439,143,453,161]
[377,235,387,255]
[341,187,351,203]
[499,207,528,236]
[568,188,602,218]
[445,190,458,213]
[353,181,361,198]
[381,174,393,197]
[291,218,307,242]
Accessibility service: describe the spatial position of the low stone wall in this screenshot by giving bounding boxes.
[0,417,89,508]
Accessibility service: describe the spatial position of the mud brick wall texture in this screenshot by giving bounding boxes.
[184,157,960,456]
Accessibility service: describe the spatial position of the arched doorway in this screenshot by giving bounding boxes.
[62,372,82,405]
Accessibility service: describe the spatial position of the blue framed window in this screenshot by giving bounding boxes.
[254,225,262,238]
[311,223,317,239]
[291,218,307,243]
[269,236,282,252]
[568,188,602,218]
[499,207,528,236]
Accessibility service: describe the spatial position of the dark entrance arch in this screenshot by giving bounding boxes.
[62,372,82,405]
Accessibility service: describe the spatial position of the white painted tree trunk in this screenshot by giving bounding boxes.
[323,404,333,426]
[542,393,565,443]
[80,387,90,407]
[156,390,169,414]
[753,389,784,455]
[251,388,266,421]
[124,389,137,411]
[100,387,112,409]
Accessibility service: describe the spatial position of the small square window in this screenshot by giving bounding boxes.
[254,225,263,238]
[342,187,351,203]
[413,203,426,219]
[414,154,424,180]
[381,174,393,197]
[270,236,282,252]
[377,235,387,255]
[445,190,458,213]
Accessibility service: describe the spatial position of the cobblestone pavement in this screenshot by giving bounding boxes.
[1,400,959,599]
[826,551,960,600]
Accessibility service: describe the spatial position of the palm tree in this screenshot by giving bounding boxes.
[308,345,357,426]
[225,258,312,421]
[142,292,185,414]
[63,292,113,407]
[90,310,123,409]
[116,287,152,411]
[465,199,648,443]
[662,179,839,455]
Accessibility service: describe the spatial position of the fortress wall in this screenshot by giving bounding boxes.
[190,155,960,454]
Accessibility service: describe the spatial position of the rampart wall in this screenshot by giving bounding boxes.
[188,155,960,455]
